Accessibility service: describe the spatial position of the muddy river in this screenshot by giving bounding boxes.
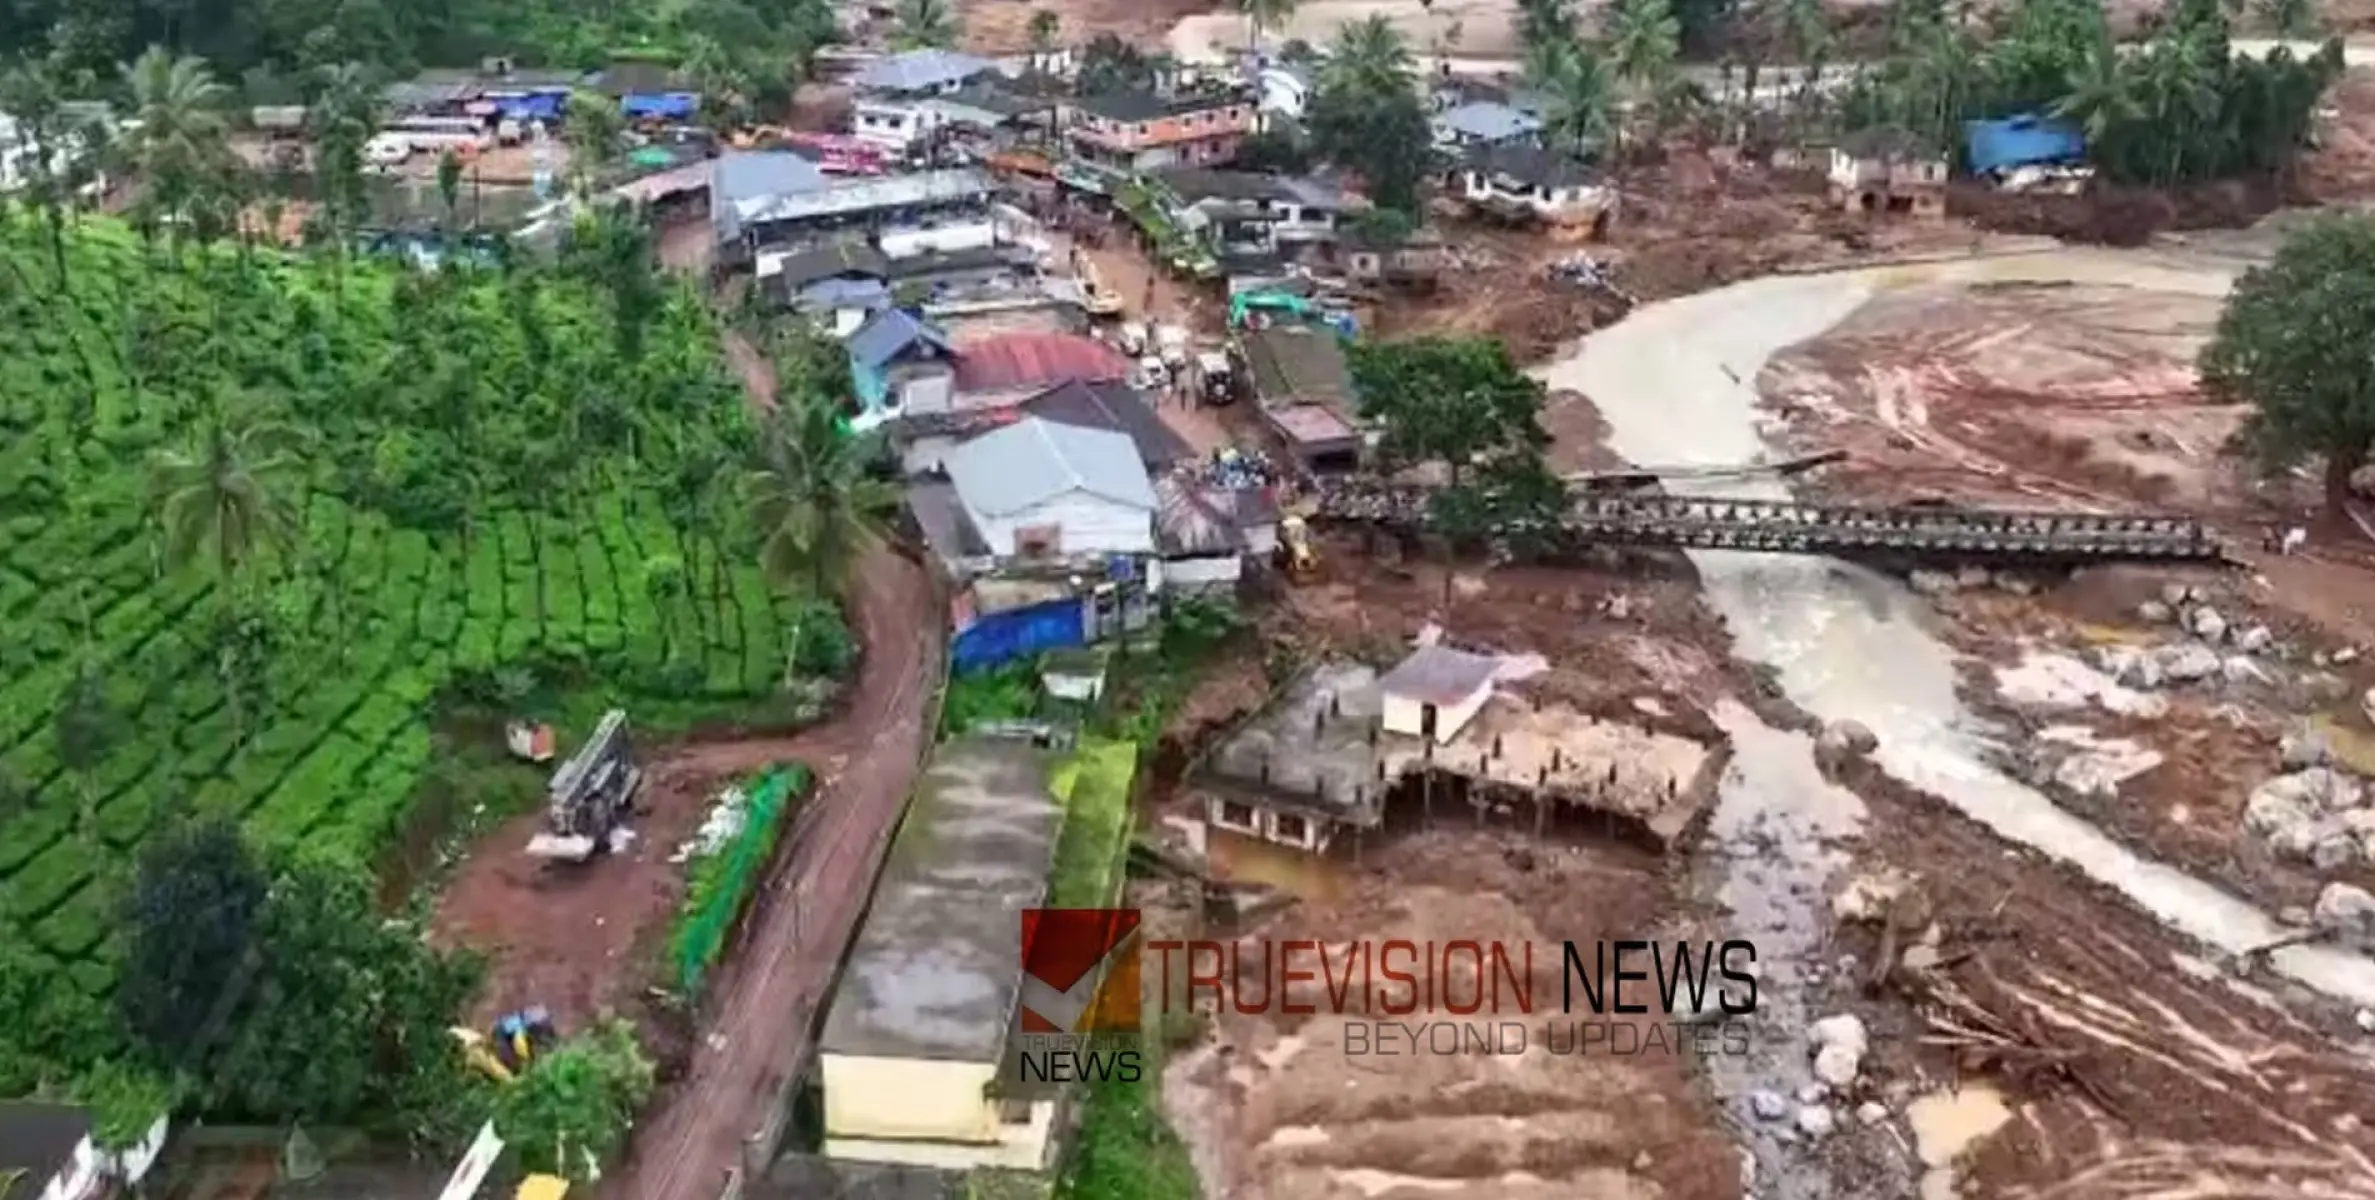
[1538,247,2375,1194]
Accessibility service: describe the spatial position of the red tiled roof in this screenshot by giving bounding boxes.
[953,332,1129,395]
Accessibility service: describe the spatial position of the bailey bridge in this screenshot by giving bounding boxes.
[1308,482,2227,565]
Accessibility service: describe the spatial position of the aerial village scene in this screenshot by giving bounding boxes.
[17,0,2375,1196]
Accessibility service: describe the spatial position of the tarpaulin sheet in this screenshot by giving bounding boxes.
[493,93,564,121]
[952,596,1087,674]
[622,92,699,120]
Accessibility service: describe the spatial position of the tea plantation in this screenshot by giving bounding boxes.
[0,220,833,1007]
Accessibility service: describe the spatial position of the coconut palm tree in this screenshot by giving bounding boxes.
[147,414,310,588]
[1541,43,1617,159]
[1241,0,1299,56]
[1605,0,1681,133]
[743,392,900,598]
[119,46,234,242]
[891,0,960,49]
[562,90,626,198]
[1028,9,1063,59]
[1323,15,1415,95]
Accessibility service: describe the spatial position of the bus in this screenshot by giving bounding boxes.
[385,116,491,155]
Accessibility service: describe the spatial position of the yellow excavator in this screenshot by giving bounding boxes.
[452,1006,557,1084]
[516,1175,569,1200]
[1276,515,1317,580]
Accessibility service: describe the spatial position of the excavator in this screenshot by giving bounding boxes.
[525,710,643,862]
[452,1006,558,1084]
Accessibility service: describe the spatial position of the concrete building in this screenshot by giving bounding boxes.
[1066,89,1255,172]
[816,737,1066,1171]
[850,49,999,98]
[1378,645,1500,743]
[1432,100,1543,149]
[899,378,1188,477]
[846,308,959,423]
[1191,656,1722,856]
[1829,127,1947,218]
[1451,143,1614,232]
[715,162,993,257]
[945,417,1157,560]
[1239,321,1364,473]
[1153,477,1281,598]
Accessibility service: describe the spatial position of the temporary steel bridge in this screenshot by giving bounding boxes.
[1310,481,2227,564]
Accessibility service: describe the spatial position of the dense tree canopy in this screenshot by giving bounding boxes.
[1349,337,1553,487]
[1831,0,2341,184]
[2200,214,2375,517]
[1,0,835,92]
[1305,16,1435,215]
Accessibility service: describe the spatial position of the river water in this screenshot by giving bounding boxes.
[1535,250,2375,1193]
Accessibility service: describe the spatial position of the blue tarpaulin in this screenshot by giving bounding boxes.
[952,597,1088,674]
[492,93,564,121]
[622,92,699,120]
[1963,114,2086,175]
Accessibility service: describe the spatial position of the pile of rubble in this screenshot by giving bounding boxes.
[2090,584,2283,692]
[1747,1012,1881,1142]
[2246,741,2375,871]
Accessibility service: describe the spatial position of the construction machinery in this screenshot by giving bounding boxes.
[451,1006,557,1084]
[516,1176,569,1200]
[1277,515,1318,579]
[525,710,644,861]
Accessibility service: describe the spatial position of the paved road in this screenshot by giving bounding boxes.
[598,334,943,1200]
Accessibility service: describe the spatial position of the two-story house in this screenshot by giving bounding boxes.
[1829,126,1947,218]
[1450,143,1615,234]
[1066,88,1255,172]
[849,49,1000,151]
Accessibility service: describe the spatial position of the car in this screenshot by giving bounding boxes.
[364,135,411,166]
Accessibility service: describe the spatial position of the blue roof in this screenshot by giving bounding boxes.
[1964,114,2086,175]
[711,151,830,243]
[1436,101,1542,143]
[802,278,892,309]
[493,93,563,120]
[852,49,995,93]
[846,308,955,370]
[621,92,699,120]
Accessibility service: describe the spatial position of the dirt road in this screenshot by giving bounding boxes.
[599,332,943,1200]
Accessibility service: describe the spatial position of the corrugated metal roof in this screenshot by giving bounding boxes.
[1022,379,1188,468]
[853,49,997,93]
[953,331,1129,394]
[736,168,991,228]
[945,417,1155,516]
[714,151,829,205]
[846,308,955,369]
[1435,101,1542,143]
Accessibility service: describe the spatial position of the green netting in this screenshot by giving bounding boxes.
[673,762,812,995]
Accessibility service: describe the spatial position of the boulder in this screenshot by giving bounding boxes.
[2161,581,2192,607]
[1796,1106,1836,1138]
[1809,1013,1868,1087]
[1819,719,1879,758]
[1996,575,2036,596]
[1856,1102,1890,1126]
[2280,724,2333,771]
[2313,832,2362,871]
[2337,646,2362,666]
[1749,1089,1789,1121]
[2095,645,2164,690]
[2313,882,2375,944]
[2137,599,2174,623]
[2235,625,2275,654]
[1956,565,1992,590]
[1908,569,1956,596]
[2223,657,2274,687]
[2155,643,2223,682]
[2191,607,2229,642]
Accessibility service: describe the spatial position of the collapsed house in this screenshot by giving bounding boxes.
[1187,650,1720,855]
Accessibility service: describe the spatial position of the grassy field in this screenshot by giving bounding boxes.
[0,220,830,1019]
